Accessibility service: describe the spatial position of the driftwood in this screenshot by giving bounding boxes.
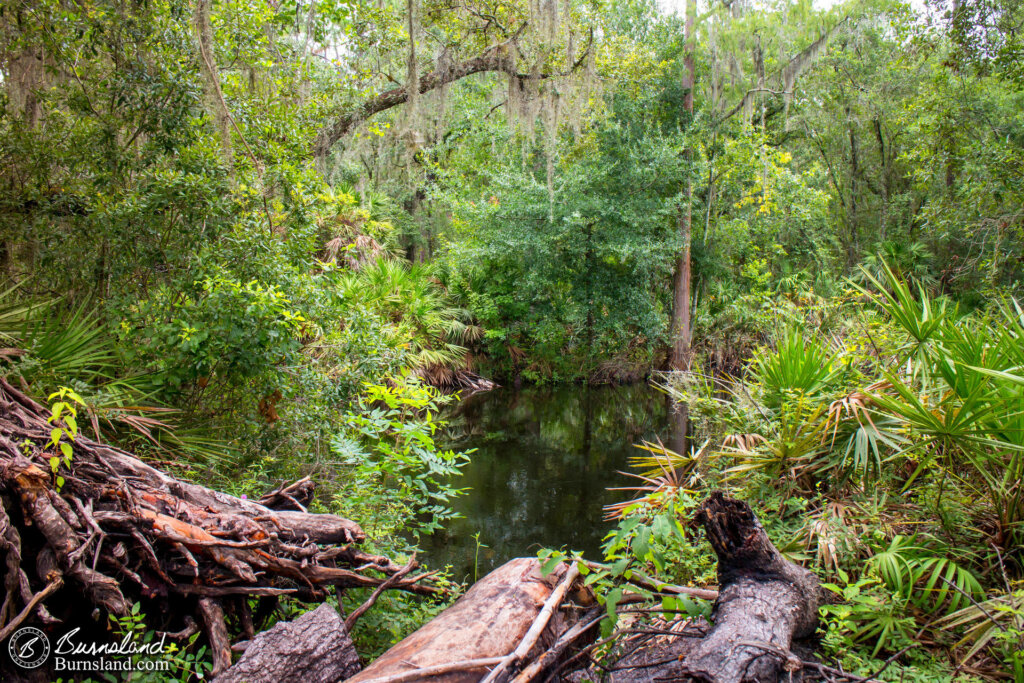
[215,603,360,683]
[0,377,440,677]
[257,476,316,512]
[346,558,593,683]
[679,491,821,682]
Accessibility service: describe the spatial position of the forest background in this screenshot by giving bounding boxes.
[1,0,1022,679]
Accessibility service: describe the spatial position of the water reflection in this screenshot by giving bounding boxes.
[419,383,683,582]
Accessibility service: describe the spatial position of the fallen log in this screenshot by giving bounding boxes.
[679,491,821,683]
[342,493,810,683]
[480,562,581,683]
[0,376,441,678]
[345,558,590,683]
[215,603,361,683]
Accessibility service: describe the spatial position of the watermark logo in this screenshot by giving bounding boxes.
[6,626,173,674]
[7,627,50,669]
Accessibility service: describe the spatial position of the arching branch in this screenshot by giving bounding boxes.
[313,25,594,161]
[720,17,850,123]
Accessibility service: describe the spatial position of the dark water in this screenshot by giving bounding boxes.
[420,383,687,582]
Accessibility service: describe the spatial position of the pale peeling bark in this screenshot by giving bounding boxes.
[345,558,577,683]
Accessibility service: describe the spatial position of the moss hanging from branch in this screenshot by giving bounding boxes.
[313,7,596,162]
[722,17,851,125]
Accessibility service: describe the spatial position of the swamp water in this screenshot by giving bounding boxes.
[419,383,688,582]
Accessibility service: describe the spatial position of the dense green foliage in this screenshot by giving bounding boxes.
[2,0,1023,677]
[590,264,1024,680]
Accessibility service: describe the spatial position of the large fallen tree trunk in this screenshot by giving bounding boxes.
[344,558,590,683]
[680,491,821,682]
[0,377,440,677]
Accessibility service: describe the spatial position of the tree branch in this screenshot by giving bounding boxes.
[313,24,594,160]
[720,18,850,123]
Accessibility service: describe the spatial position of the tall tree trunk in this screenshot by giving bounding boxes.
[193,0,233,169]
[669,399,689,461]
[670,0,696,371]
[846,106,859,265]
[585,221,595,379]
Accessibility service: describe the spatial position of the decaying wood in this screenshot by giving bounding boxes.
[215,603,361,683]
[480,562,582,683]
[346,558,590,683]
[0,572,61,642]
[510,607,603,683]
[0,376,441,676]
[0,372,823,683]
[679,491,821,683]
[345,494,809,683]
[258,476,315,511]
[199,597,232,676]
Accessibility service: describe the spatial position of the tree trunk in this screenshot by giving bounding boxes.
[193,0,232,168]
[670,0,696,372]
[680,492,821,682]
[344,558,583,683]
[215,603,360,683]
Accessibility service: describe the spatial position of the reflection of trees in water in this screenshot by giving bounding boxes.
[422,383,679,581]
[445,385,670,453]
[667,392,690,458]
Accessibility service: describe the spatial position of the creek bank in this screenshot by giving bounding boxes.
[0,375,823,682]
[241,492,820,683]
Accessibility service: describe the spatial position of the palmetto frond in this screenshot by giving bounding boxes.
[603,438,705,520]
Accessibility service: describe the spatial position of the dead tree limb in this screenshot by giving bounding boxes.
[0,375,443,676]
[346,553,418,630]
[0,572,61,642]
[679,491,821,683]
[511,608,604,683]
[199,597,232,676]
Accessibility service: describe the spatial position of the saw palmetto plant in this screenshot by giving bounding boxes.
[0,286,233,463]
[822,381,906,486]
[338,259,481,381]
[935,588,1024,674]
[603,438,705,520]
